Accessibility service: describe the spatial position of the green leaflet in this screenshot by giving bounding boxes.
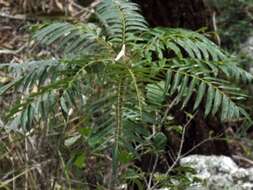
[166,41,183,58]
[193,82,206,110]
[182,78,197,108]
[170,72,182,95]
[176,75,189,102]
[204,86,215,116]
[221,96,230,121]
[212,89,222,116]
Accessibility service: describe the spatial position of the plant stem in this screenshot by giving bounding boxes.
[111,81,124,189]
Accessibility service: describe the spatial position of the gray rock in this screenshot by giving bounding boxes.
[0,117,3,128]
[179,155,253,190]
[241,36,253,59]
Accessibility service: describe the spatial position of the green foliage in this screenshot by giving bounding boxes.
[0,0,252,188]
[209,0,253,51]
[143,28,252,120]
[154,166,201,190]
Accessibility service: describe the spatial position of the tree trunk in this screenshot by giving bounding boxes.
[133,0,213,30]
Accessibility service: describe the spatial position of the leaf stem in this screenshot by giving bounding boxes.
[111,80,124,189]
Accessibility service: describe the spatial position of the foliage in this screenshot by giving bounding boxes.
[209,0,253,126]
[209,0,253,51]
[0,0,253,189]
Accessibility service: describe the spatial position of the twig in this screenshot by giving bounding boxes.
[72,0,101,21]
[147,154,159,190]
[232,155,253,166]
[181,134,224,158]
[212,11,221,46]
[159,98,177,127]
[0,13,28,20]
[0,45,26,55]
[150,113,196,190]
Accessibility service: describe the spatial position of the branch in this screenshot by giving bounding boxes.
[0,12,31,21]
[232,155,253,166]
[0,45,26,55]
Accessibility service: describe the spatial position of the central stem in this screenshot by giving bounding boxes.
[111,80,124,189]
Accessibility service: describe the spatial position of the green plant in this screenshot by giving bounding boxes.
[209,0,253,51]
[0,0,252,188]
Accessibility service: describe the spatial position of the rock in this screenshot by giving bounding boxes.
[241,36,253,59]
[0,117,3,128]
[179,155,253,190]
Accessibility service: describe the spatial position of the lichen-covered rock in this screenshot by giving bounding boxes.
[241,37,253,59]
[179,155,253,190]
